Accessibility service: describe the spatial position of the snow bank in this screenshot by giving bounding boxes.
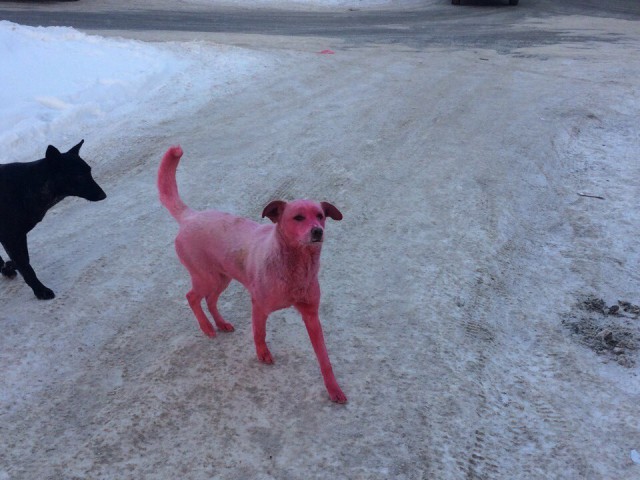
[0,21,269,162]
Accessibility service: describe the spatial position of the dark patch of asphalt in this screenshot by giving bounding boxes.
[0,0,638,51]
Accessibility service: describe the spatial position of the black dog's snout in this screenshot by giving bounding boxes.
[311,227,324,241]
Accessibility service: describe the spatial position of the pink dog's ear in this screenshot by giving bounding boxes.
[321,202,343,221]
[262,200,287,223]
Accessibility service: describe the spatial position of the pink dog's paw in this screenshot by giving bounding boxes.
[217,322,235,333]
[329,388,348,404]
[199,324,217,338]
[257,349,274,364]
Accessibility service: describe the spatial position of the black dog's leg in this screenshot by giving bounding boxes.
[0,254,17,278]
[1,236,54,299]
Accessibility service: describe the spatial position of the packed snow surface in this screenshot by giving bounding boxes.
[1,3,639,479]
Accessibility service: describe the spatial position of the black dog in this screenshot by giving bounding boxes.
[0,140,106,299]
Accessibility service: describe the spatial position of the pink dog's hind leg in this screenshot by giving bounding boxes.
[206,282,235,333]
[251,305,273,364]
[296,303,347,404]
[186,290,217,337]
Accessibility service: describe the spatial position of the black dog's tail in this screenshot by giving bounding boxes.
[158,145,189,222]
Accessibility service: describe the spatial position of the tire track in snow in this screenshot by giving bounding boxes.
[459,301,503,479]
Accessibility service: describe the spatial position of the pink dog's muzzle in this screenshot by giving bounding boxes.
[311,227,324,242]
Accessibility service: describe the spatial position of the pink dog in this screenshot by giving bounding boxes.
[158,146,347,403]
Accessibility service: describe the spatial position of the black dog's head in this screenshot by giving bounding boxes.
[46,140,107,202]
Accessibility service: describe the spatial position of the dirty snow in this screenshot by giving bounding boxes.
[1,3,640,480]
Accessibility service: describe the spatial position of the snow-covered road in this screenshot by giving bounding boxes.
[1,4,639,479]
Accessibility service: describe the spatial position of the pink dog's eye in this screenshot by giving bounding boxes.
[293,215,305,221]
[317,214,324,220]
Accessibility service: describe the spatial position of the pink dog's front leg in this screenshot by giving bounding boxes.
[252,306,274,364]
[296,303,347,404]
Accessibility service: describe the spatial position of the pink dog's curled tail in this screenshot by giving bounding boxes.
[158,145,189,221]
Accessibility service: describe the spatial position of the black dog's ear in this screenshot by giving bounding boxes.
[69,139,84,155]
[321,202,343,221]
[45,145,62,160]
[262,200,287,223]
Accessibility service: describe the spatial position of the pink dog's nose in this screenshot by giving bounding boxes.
[311,227,324,242]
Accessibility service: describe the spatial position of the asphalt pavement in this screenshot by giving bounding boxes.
[1,0,639,51]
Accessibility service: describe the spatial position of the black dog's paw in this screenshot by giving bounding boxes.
[1,261,17,278]
[35,287,55,300]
